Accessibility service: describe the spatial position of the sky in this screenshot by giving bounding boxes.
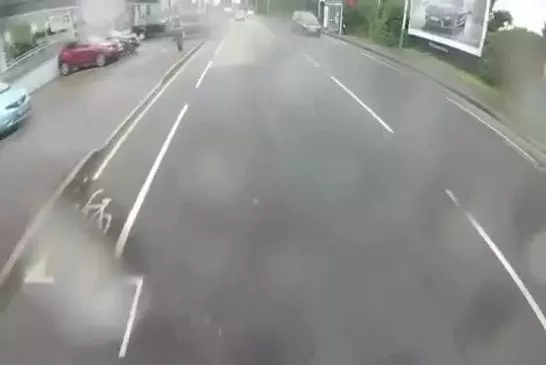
[495,0,546,34]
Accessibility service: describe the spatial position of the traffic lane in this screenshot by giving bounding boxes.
[307,30,546,355]
[117,36,393,364]
[431,99,546,310]
[279,24,546,311]
[121,24,392,272]
[0,281,134,365]
[116,21,546,364]
[0,39,200,269]
[292,33,450,132]
[0,204,142,364]
[306,30,546,306]
[86,38,223,246]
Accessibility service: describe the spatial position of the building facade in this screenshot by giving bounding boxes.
[0,0,79,73]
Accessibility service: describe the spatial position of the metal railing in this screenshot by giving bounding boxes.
[0,41,62,83]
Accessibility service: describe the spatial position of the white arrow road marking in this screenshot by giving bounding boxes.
[24,253,54,284]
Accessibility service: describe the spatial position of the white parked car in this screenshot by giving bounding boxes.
[234,10,246,21]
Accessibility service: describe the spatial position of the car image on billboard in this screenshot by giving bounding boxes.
[408,0,491,56]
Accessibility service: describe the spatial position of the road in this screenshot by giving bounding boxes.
[0,37,200,267]
[3,15,546,365]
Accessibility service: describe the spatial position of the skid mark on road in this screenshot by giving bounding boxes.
[445,189,546,334]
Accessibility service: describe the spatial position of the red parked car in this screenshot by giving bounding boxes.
[58,36,122,76]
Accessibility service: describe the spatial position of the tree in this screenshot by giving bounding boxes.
[479,27,546,87]
[343,0,380,36]
[6,22,35,59]
[488,10,513,32]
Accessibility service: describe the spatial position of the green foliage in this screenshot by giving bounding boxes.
[6,22,35,60]
[478,28,546,88]
[340,0,545,92]
[9,22,33,46]
[372,0,404,46]
[487,10,513,32]
[344,0,404,45]
[343,6,369,36]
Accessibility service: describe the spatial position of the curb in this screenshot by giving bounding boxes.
[98,41,204,155]
[325,33,504,119]
[0,41,205,309]
[325,32,546,167]
[0,149,100,311]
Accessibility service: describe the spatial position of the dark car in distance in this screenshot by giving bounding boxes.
[132,14,170,39]
[132,13,209,40]
[107,30,140,55]
[291,11,321,37]
[424,0,470,34]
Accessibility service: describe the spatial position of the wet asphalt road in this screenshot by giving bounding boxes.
[3,15,546,365]
[0,37,199,267]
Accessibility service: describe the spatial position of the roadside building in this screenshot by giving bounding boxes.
[0,0,78,74]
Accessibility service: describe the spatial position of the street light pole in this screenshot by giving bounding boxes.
[398,0,409,48]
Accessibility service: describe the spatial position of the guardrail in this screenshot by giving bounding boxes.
[0,41,62,84]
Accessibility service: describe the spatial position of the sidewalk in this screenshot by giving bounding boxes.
[11,57,59,93]
[327,32,546,157]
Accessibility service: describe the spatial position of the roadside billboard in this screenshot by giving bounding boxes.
[408,0,491,56]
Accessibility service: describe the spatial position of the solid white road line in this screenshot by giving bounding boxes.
[195,60,212,89]
[24,255,54,284]
[445,189,546,333]
[115,104,189,257]
[303,54,320,68]
[330,76,394,133]
[93,45,200,180]
[446,97,537,165]
[359,51,406,75]
[118,276,144,358]
[445,189,460,207]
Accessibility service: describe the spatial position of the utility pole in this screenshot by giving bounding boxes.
[339,4,344,35]
[398,0,409,48]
